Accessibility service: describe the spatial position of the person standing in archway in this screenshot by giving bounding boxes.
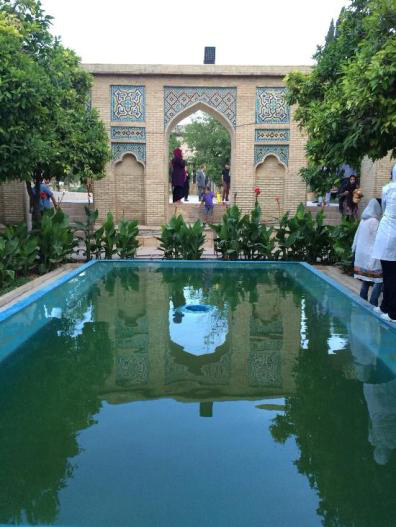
[222,163,231,202]
[196,165,206,200]
[184,165,190,202]
[372,165,396,323]
[171,148,186,203]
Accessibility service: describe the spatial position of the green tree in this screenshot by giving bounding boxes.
[182,114,231,186]
[168,132,181,160]
[0,0,110,225]
[286,0,396,194]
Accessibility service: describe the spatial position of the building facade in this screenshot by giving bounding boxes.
[0,64,393,226]
[86,64,311,225]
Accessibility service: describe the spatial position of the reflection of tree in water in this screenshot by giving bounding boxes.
[0,316,113,524]
[100,267,140,296]
[270,296,396,527]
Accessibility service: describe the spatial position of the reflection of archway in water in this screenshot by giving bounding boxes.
[255,154,286,222]
[167,285,231,383]
[165,102,235,207]
[169,299,229,357]
[113,153,145,222]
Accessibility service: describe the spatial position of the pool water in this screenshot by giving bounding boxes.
[0,262,396,527]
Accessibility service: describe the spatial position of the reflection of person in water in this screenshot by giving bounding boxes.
[348,307,396,465]
[364,379,396,465]
[171,286,186,324]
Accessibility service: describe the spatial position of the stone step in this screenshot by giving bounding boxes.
[168,203,229,224]
[306,206,341,226]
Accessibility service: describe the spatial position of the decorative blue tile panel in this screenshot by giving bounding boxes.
[112,143,146,164]
[111,85,145,122]
[164,87,237,128]
[111,126,146,142]
[254,145,289,166]
[255,128,290,143]
[256,88,289,124]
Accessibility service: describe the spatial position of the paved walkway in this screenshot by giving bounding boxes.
[314,265,360,295]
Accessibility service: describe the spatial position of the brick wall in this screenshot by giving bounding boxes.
[360,154,394,208]
[0,180,26,224]
[256,155,286,222]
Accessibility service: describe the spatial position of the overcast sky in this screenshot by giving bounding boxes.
[40,0,348,65]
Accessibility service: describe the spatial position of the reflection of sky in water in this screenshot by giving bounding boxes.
[55,305,93,337]
[169,287,229,356]
[300,298,348,355]
[70,305,93,337]
[327,334,348,354]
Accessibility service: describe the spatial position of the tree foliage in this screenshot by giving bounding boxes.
[0,0,110,188]
[181,114,231,185]
[168,132,181,161]
[286,0,396,193]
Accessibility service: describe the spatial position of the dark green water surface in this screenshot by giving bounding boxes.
[1,263,396,527]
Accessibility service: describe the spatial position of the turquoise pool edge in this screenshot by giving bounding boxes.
[0,260,97,324]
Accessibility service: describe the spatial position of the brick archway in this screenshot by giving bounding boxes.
[87,65,310,225]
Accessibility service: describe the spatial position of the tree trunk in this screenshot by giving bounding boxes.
[26,168,43,228]
[24,185,32,231]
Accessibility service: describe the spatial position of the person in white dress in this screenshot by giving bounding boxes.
[352,199,383,306]
[372,164,396,322]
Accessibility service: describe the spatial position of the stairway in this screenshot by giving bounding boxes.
[60,202,91,224]
[168,202,229,224]
[306,205,341,226]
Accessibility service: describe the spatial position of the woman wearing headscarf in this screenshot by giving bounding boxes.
[372,164,396,322]
[340,175,359,219]
[171,148,186,203]
[352,198,383,306]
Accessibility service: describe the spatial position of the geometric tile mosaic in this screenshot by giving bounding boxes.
[111,126,146,142]
[164,87,237,128]
[255,128,290,143]
[112,142,146,164]
[111,85,145,122]
[248,351,282,387]
[254,144,289,166]
[256,88,289,124]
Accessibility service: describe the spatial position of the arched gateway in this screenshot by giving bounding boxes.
[88,64,311,225]
[85,64,313,225]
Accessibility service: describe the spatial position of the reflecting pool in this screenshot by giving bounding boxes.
[0,262,395,526]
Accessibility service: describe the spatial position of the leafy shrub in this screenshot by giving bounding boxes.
[116,219,139,259]
[94,212,117,259]
[0,238,17,288]
[74,206,98,261]
[331,217,358,274]
[158,215,205,259]
[241,203,275,260]
[210,205,245,260]
[1,224,39,276]
[37,208,76,273]
[180,220,205,260]
[274,204,334,263]
[211,204,275,260]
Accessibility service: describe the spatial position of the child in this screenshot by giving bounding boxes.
[201,186,215,223]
